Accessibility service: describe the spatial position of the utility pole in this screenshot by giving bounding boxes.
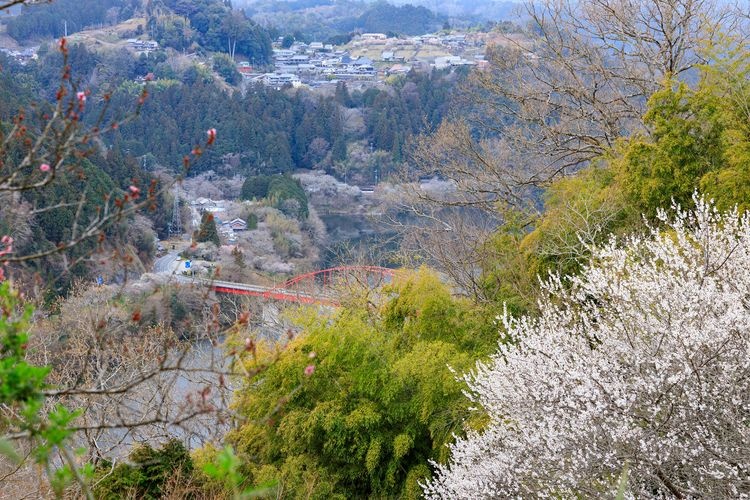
[170,192,182,237]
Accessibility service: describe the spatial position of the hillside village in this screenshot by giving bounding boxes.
[0,25,521,91]
[0,3,525,92]
[249,30,511,88]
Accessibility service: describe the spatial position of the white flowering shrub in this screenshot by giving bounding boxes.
[424,197,750,499]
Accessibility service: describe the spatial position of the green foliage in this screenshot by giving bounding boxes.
[522,167,626,279]
[483,49,750,307]
[246,212,259,230]
[152,0,273,64]
[201,445,244,490]
[240,174,308,219]
[695,41,750,212]
[150,14,193,52]
[96,68,457,178]
[195,212,221,246]
[213,53,241,85]
[353,2,442,36]
[0,282,48,409]
[229,269,495,498]
[24,159,117,244]
[607,45,750,217]
[197,445,279,498]
[611,81,724,218]
[7,0,138,41]
[480,209,537,315]
[281,35,295,49]
[268,175,308,219]
[362,69,456,169]
[94,439,193,499]
[241,174,272,200]
[15,155,143,292]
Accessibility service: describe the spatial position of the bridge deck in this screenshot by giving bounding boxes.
[173,266,396,306]
[209,279,335,305]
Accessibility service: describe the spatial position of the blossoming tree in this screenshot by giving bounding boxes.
[424,196,750,498]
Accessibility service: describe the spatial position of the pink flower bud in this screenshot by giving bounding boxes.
[304,365,315,377]
[40,163,51,172]
[77,91,86,103]
[129,185,140,196]
[206,128,217,145]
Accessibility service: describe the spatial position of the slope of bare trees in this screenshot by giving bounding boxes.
[398,0,747,299]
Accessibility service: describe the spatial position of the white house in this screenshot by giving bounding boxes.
[361,33,387,41]
[224,218,248,231]
[381,51,395,61]
[261,73,301,87]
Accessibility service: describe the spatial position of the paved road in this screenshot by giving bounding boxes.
[153,251,180,273]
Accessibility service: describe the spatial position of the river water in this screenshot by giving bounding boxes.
[319,213,400,267]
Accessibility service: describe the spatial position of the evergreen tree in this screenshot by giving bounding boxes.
[281,34,294,48]
[334,82,352,107]
[240,174,271,200]
[195,212,220,246]
[332,137,347,163]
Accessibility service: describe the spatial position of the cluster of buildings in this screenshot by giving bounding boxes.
[192,197,225,213]
[0,47,37,65]
[244,30,489,88]
[247,41,378,89]
[351,31,486,71]
[190,198,248,243]
[126,38,159,54]
[218,217,248,243]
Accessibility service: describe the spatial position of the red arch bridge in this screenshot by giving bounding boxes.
[204,266,397,305]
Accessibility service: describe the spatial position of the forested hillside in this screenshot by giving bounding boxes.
[348,2,443,35]
[0,51,169,296]
[2,0,750,499]
[150,0,273,64]
[243,0,444,42]
[105,68,459,177]
[6,0,275,65]
[6,0,140,41]
[106,69,453,173]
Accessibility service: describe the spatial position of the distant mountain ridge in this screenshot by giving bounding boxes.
[344,2,444,36]
[236,0,521,22]
[386,0,520,20]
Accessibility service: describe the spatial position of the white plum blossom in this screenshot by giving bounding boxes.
[424,196,750,499]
